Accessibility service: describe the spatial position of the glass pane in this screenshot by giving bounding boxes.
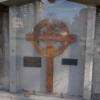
[9,0,92,98]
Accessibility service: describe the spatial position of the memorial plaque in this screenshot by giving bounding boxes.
[24,57,41,67]
[62,59,78,66]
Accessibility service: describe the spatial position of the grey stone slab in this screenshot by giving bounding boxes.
[9,6,17,92]
[0,91,82,100]
[83,8,96,99]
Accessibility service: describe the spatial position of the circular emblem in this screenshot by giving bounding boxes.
[33,19,70,57]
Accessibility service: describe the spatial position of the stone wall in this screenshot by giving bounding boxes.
[92,6,100,100]
[0,6,10,90]
[3,11,10,90]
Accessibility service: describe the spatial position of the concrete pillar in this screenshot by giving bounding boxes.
[92,7,100,100]
[83,8,96,100]
[9,6,17,93]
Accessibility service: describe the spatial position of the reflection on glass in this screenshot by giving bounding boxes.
[10,0,94,97]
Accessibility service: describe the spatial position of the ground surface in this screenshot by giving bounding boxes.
[0,98,29,100]
[0,91,82,100]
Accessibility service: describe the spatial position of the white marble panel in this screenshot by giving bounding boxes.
[53,8,88,96]
[9,6,17,92]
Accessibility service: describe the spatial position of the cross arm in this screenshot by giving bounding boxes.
[26,34,52,41]
[26,34,76,42]
[26,34,50,41]
[56,35,76,42]
[26,34,34,41]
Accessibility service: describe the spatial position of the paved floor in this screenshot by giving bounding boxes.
[0,97,33,100]
[0,98,21,100]
[0,98,31,100]
[0,91,82,100]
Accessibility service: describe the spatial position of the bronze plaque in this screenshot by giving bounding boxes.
[24,57,41,67]
[62,59,78,66]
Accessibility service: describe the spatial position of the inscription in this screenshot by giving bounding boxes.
[24,57,41,67]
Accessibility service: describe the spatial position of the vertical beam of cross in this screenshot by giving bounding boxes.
[46,42,54,93]
[46,13,55,93]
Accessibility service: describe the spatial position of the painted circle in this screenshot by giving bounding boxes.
[33,19,70,56]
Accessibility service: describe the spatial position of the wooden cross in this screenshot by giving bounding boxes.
[26,13,76,93]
